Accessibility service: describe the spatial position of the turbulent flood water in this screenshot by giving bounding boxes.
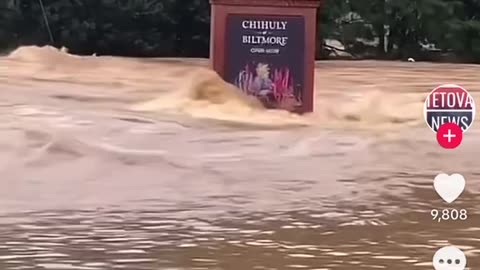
[0,46,479,269]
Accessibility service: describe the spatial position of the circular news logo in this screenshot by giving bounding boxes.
[424,84,475,133]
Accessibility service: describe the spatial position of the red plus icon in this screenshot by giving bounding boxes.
[437,123,463,149]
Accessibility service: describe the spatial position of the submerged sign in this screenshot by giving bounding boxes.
[224,15,305,110]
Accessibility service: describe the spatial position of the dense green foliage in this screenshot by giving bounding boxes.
[322,0,480,62]
[1,0,480,62]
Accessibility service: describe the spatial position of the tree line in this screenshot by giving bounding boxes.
[1,0,479,62]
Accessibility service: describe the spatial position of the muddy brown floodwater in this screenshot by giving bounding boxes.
[0,46,479,270]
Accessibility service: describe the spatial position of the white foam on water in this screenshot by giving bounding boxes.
[0,253,69,260]
[37,263,99,270]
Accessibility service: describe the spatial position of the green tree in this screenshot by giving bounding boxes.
[1,0,480,62]
[440,0,480,61]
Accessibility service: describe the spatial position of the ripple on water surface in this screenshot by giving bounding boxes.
[0,199,478,270]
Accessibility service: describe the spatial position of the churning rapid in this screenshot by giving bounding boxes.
[0,46,479,269]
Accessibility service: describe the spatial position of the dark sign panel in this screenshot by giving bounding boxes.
[224,15,306,110]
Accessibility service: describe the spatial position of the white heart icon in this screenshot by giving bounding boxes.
[434,173,466,203]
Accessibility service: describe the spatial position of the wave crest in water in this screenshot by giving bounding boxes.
[6,45,479,131]
[131,67,311,127]
[8,46,82,64]
[8,46,310,128]
[313,90,425,130]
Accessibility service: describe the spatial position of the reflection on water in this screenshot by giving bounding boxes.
[0,200,478,269]
[0,47,479,269]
